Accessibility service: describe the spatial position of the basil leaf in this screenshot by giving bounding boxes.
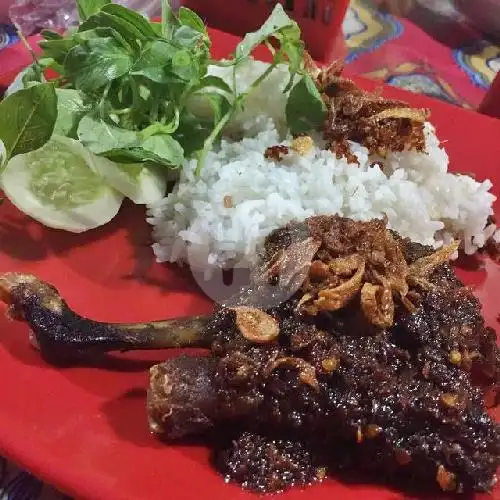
[80,7,156,50]
[131,40,176,83]
[141,108,179,136]
[275,25,303,73]
[194,75,233,94]
[178,7,206,34]
[79,13,142,50]
[161,0,179,38]
[170,26,210,80]
[75,24,133,52]
[172,25,205,48]
[76,0,110,22]
[99,148,143,163]
[106,78,133,110]
[39,37,78,65]
[0,83,57,162]
[235,4,296,61]
[40,29,63,41]
[78,115,138,154]
[65,34,133,91]
[141,134,184,166]
[286,74,326,135]
[201,92,232,124]
[171,111,210,158]
[54,89,90,138]
[150,22,162,35]
[101,4,156,38]
[171,49,196,81]
[104,134,184,168]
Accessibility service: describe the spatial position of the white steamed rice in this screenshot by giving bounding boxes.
[148,60,498,271]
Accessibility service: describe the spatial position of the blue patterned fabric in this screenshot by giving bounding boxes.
[453,41,500,90]
[0,24,18,52]
[344,2,404,64]
[0,457,66,500]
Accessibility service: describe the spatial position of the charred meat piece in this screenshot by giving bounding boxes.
[150,305,499,493]
[148,355,218,439]
[213,432,326,493]
[1,216,499,494]
[148,216,499,494]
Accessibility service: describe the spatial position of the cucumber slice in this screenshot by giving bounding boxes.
[89,158,167,205]
[4,67,30,97]
[0,140,5,169]
[1,136,123,232]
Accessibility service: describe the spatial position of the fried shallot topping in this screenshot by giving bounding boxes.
[264,145,289,162]
[305,54,429,160]
[294,216,459,327]
[263,356,319,391]
[436,465,457,492]
[232,306,280,344]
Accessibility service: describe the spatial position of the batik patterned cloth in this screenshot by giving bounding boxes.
[344,0,499,107]
[0,1,499,499]
[0,457,67,500]
[0,24,18,50]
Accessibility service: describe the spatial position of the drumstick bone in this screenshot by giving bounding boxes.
[0,272,211,360]
[0,235,324,361]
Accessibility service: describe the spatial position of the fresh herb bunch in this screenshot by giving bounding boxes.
[0,0,326,174]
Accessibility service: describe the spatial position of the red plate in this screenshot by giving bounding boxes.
[0,28,499,500]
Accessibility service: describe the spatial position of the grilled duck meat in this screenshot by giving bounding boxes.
[0,272,211,362]
[1,216,499,495]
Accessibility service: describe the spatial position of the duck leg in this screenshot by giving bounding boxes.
[0,272,211,361]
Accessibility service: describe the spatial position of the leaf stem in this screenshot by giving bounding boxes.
[195,109,233,176]
[249,62,277,91]
[208,59,237,67]
[98,82,112,120]
[14,24,43,81]
[161,0,175,39]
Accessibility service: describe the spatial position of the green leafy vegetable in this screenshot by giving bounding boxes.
[3,0,323,180]
[21,65,44,88]
[286,74,327,134]
[140,134,184,165]
[0,84,57,166]
[178,7,206,34]
[103,140,183,167]
[77,115,183,167]
[193,75,233,94]
[39,37,78,65]
[40,29,63,41]
[79,14,144,51]
[201,92,232,125]
[77,0,110,21]
[160,0,177,39]
[54,89,90,138]
[141,118,179,137]
[234,4,298,61]
[100,4,156,38]
[78,114,138,154]
[65,32,133,91]
[131,40,176,83]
